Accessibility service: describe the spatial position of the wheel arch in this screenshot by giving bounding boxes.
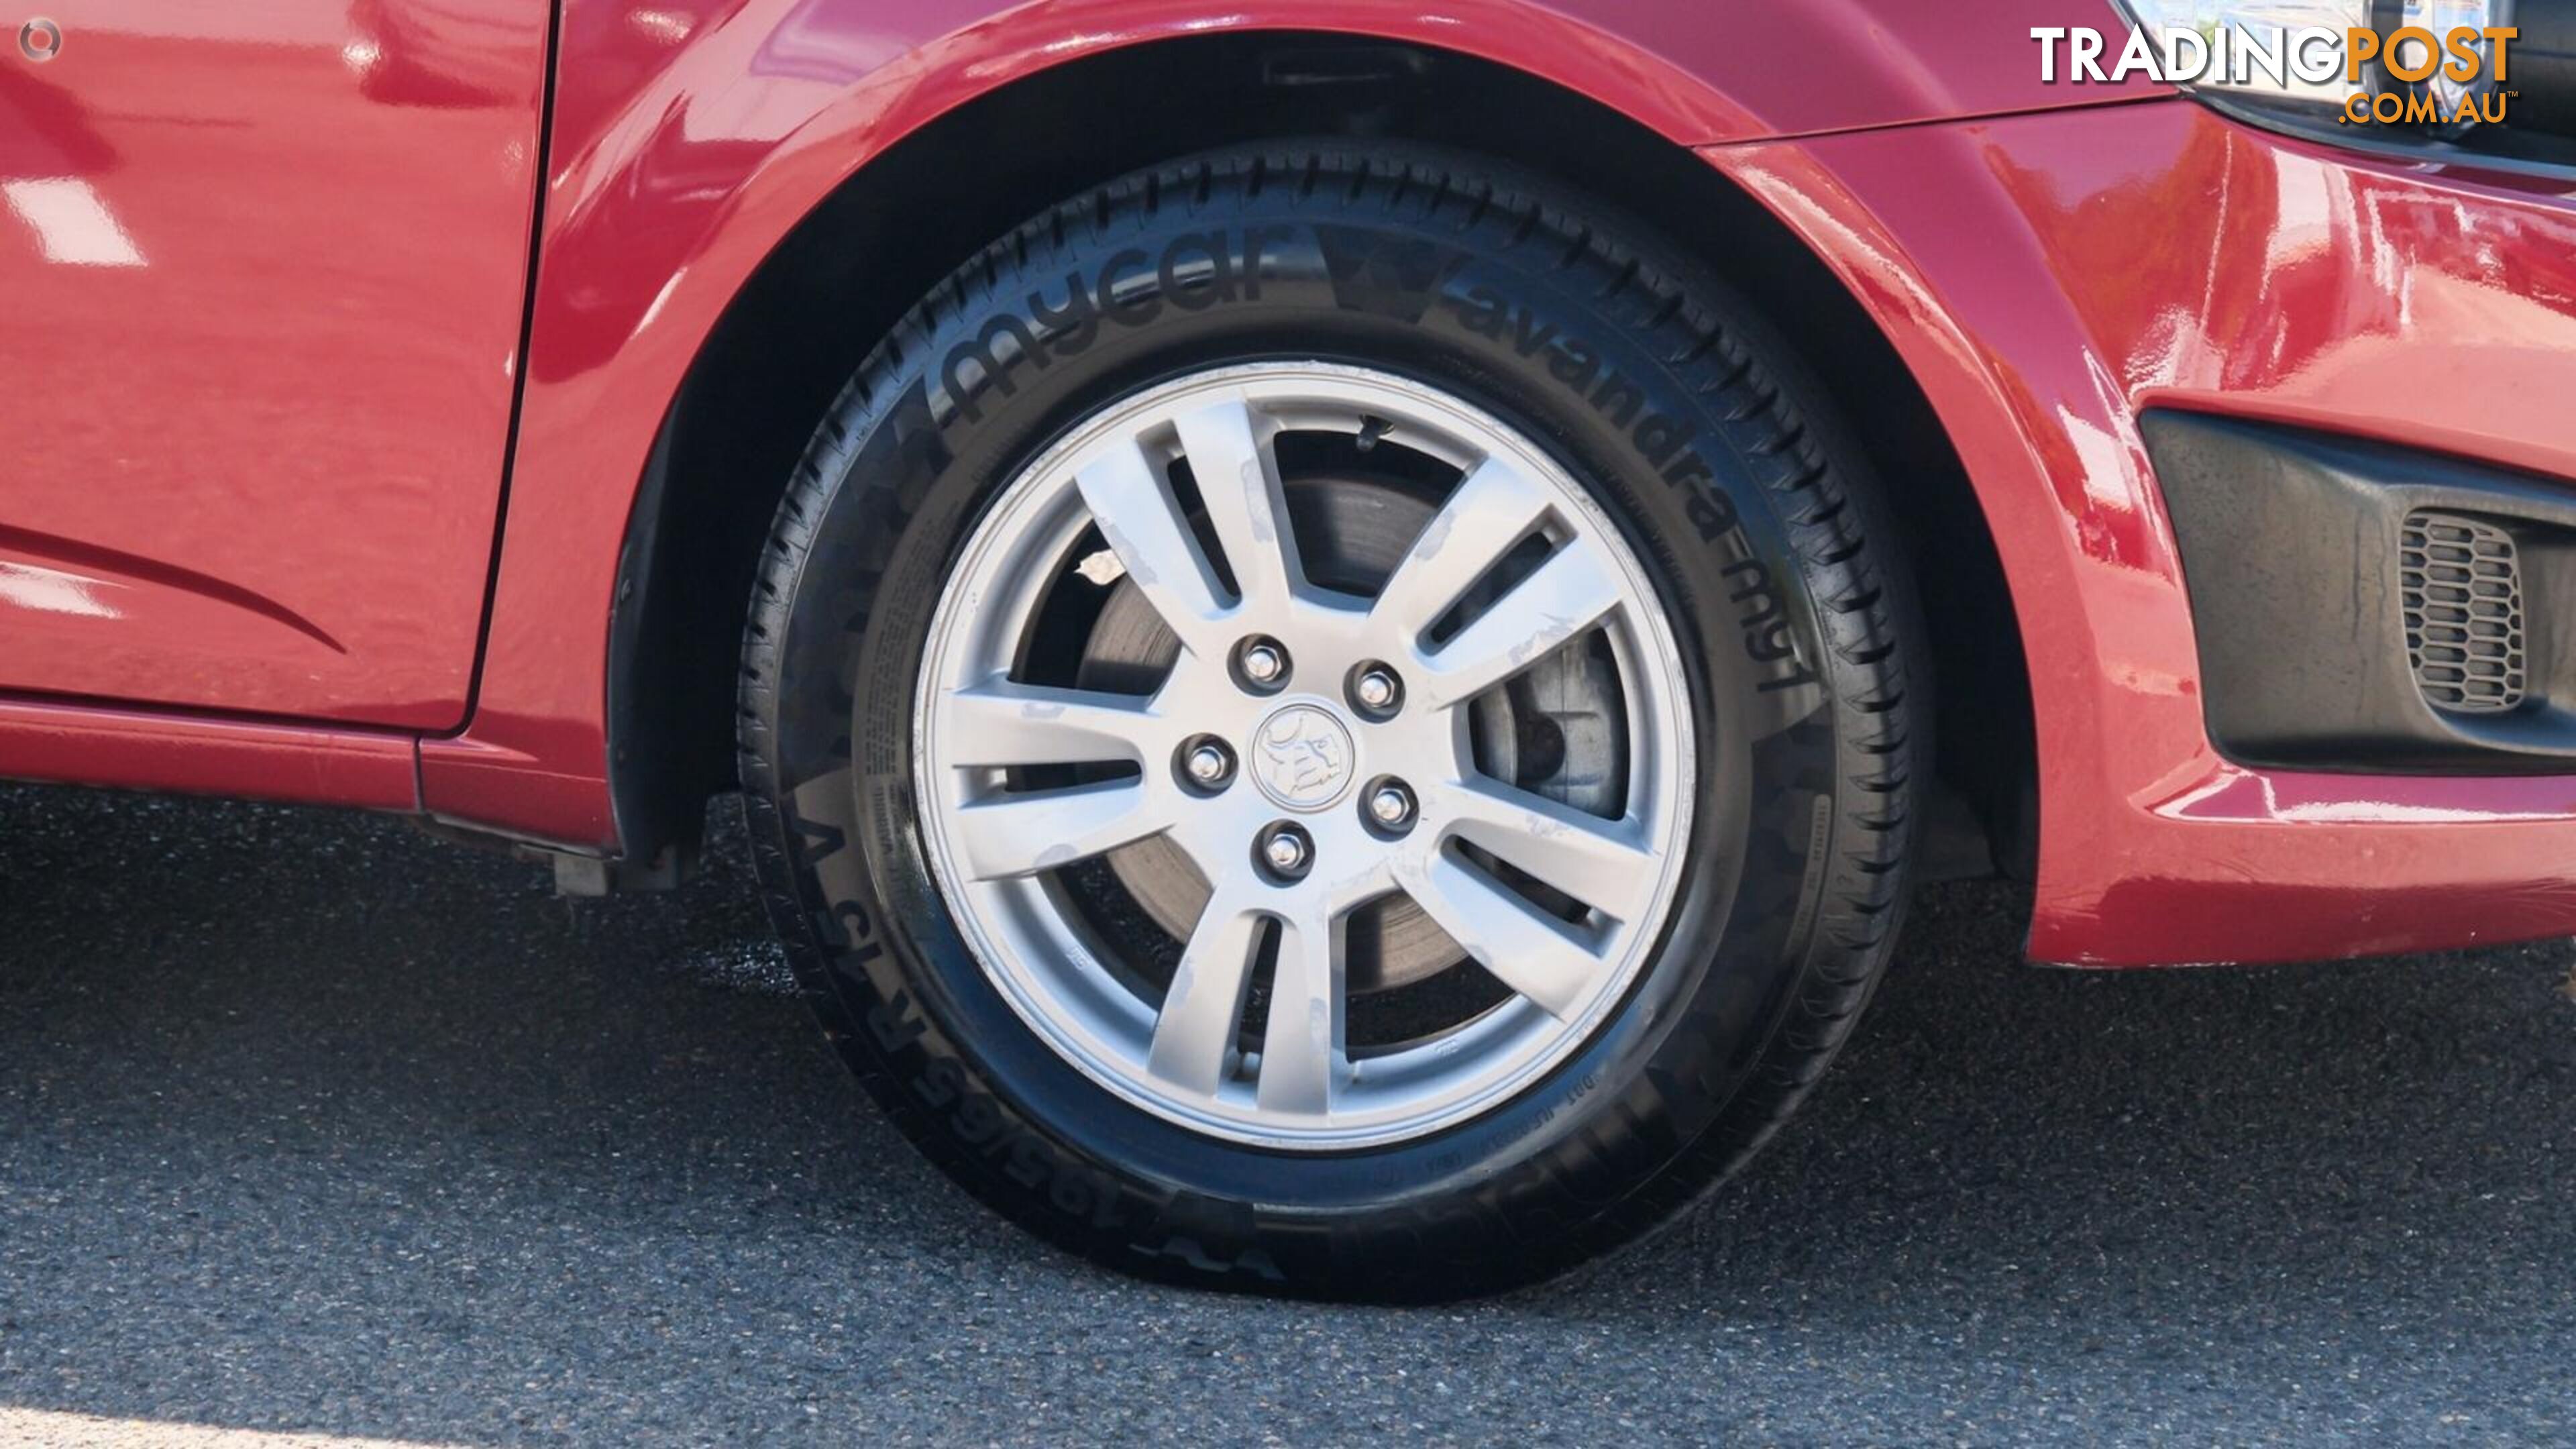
[440,6,2042,881]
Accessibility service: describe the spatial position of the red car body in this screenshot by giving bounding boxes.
[6,0,2571,965]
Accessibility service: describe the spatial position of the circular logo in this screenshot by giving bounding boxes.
[19,18,60,61]
[1248,704,1356,812]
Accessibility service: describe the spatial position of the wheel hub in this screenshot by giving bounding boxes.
[1080,476,1622,991]
[1247,702,1357,812]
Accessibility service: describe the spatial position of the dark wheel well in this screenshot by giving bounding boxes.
[608,31,2036,879]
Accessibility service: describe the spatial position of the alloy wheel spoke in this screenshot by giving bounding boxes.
[1399,851,1605,1020]
[1255,906,1346,1116]
[942,677,1163,767]
[1146,896,1267,1097]
[1371,455,1554,637]
[950,779,1171,880]
[1157,803,1259,894]
[1413,543,1624,708]
[1075,437,1231,653]
[1174,396,1301,613]
[1443,780,1658,923]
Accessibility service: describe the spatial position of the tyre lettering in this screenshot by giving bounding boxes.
[1547,338,1599,386]
[1588,371,1644,431]
[865,987,926,1051]
[1450,281,1822,698]
[1005,1133,1051,1188]
[1156,229,1237,311]
[1027,271,1102,358]
[827,899,873,948]
[938,225,1297,423]
[1721,557,1815,689]
[1097,246,1160,329]
[914,1056,965,1110]
[953,1090,1006,1145]
[938,313,1045,422]
[1510,311,1558,358]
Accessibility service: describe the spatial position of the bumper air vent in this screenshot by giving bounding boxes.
[2402,511,2528,715]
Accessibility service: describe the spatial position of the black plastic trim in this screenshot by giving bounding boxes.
[600,416,707,872]
[2190,87,2576,182]
[2143,409,2576,774]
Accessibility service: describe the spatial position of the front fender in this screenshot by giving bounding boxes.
[421,0,2156,847]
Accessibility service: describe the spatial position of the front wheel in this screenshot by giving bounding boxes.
[738,143,1923,1299]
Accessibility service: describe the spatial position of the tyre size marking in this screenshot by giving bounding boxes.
[784,775,1132,1236]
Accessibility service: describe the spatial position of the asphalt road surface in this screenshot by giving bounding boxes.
[2,783,2573,1445]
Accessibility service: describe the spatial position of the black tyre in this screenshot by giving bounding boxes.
[738,142,1922,1300]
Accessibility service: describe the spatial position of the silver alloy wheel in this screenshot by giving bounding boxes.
[914,363,1695,1150]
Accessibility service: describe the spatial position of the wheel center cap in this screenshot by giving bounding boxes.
[1248,702,1356,812]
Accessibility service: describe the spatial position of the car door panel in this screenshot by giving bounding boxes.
[0,0,547,728]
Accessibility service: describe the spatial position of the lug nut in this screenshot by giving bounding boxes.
[1236,638,1289,688]
[1257,823,1313,881]
[1181,739,1234,789]
[1366,781,1416,830]
[1351,664,1402,714]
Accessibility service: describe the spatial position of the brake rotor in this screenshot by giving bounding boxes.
[1075,471,1624,992]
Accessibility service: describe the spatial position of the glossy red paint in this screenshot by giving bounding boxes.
[0,0,545,728]
[423,0,2152,846]
[1709,102,2576,963]
[0,700,417,811]
[10,1,2575,967]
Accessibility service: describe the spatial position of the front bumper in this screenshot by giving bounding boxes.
[2146,410,2576,774]
[1709,99,2576,964]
